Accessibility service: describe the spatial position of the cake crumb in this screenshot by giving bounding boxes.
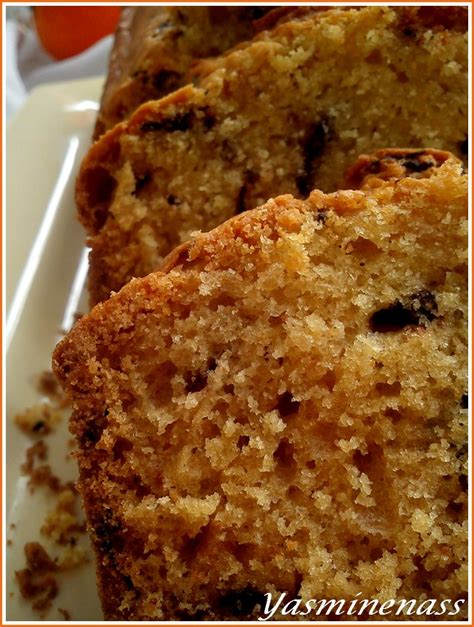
[12,377,88,617]
[15,543,58,614]
[20,440,75,494]
[37,371,71,409]
[21,440,47,474]
[37,371,60,399]
[41,487,86,544]
[15,403,62,435]
[57,545,88,570]
[25,542,57,572]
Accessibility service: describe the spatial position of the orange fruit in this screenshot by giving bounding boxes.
[34,6,121,61]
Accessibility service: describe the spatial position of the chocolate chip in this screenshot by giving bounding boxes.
[235,170,259,214]
[152,69,180,92]
[296,119,330,197]
[402,26,416,38]
[394,150,426,160]
[167,194,180,205]
[133,174,151,196]
[403,160,433,173]
[218,588,266,617]
[141,111,194,133]
[315,210,327,224]
[461,394,468,409]
[390,151,440,174]
[369,290,438,333]
[202,111,216,131]
[235,185,247,215]
[248,7,272,20]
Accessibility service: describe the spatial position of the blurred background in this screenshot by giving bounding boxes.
[6,6,120,119]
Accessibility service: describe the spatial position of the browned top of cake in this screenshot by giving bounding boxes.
[93,6,275,138]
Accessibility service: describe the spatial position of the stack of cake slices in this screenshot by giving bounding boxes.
[53,6,468,621]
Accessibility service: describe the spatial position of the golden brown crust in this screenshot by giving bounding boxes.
[56,155,467,620]
[252,6,331,32]
[77,6,468,306]
[92,7,167,139]
[253,5,469,34]
[93,7,276,139]
[95,3,468,141]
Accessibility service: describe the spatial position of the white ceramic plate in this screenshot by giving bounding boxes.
[5,77,104,621]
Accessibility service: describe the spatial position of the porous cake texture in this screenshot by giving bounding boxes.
[93,6,273,139]
[77,5,468,304]
[55,153,468,620]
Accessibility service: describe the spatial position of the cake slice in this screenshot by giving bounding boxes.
[55,152,468,620]
[93,6,274,139]
[77,5,467,305]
